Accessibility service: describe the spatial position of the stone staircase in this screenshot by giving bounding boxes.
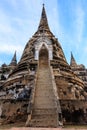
[28,60,59,127]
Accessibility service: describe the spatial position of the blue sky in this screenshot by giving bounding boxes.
[0,0,87,67]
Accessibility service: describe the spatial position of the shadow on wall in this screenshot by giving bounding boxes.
[62,108,87,124]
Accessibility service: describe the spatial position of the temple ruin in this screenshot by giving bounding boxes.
[0,5,87,127]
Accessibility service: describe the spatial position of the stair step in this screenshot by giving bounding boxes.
[28,60,58,127]
[29,119,58,127]
[32,109,57,114]
[32,114,57,118]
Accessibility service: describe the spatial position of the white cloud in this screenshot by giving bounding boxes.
[56,1,86,65]
[0,0,41,65]
[0,44,23,54]
[0,9,12,34]
[74,4,85,44]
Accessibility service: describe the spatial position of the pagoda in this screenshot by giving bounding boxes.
[0,4,87,127]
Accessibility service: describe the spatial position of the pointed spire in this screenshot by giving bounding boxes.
[38,4,50,32]
[9,51,17,66]
[70,52,77,67]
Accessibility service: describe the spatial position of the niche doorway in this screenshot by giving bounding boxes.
[39,44,49,68]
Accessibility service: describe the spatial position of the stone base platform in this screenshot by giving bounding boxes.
[4,128,87,130]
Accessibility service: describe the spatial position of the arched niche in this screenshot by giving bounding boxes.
[35,37,53,60]
[39,44,49,67]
